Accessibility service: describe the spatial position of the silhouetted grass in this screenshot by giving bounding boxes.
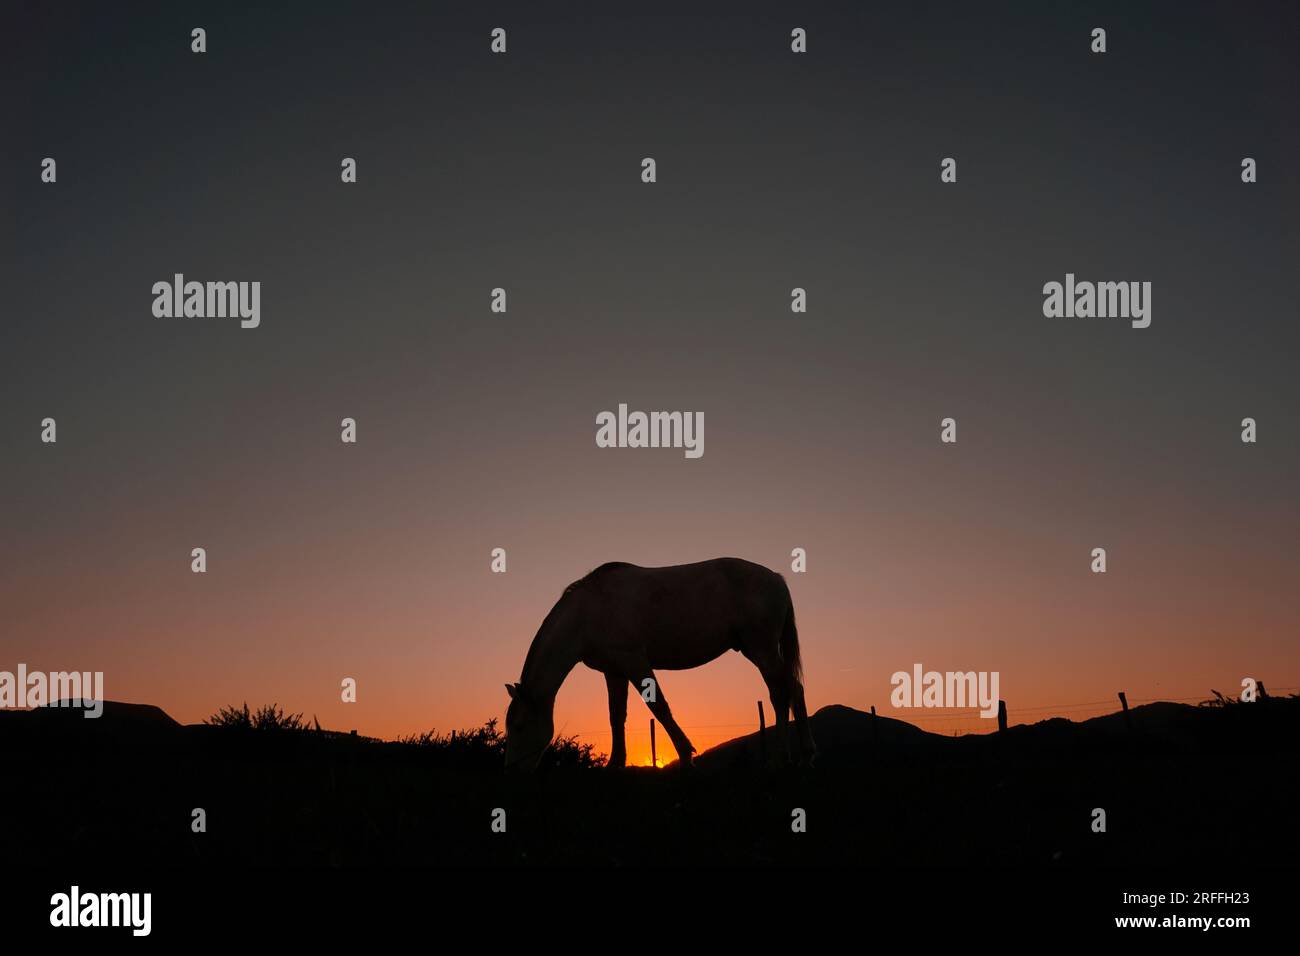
[398,717,604,770]
[1200,688,1297,707]
[8,696,1296,865]
[205,706,605,770]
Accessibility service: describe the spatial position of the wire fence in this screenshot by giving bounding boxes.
[561,685,1299,741]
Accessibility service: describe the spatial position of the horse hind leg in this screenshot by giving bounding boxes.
[776,604,816,766]
[742,647,792,765]
[770,681,792,765]
[790,677,816,766]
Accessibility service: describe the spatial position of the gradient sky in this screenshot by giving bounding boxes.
[3,1,1298,763]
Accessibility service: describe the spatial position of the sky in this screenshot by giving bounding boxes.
[3,1,1298,764]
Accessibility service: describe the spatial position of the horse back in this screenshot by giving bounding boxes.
[573,558,789,670]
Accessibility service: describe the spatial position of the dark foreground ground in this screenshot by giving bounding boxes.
[2,697,1296,867]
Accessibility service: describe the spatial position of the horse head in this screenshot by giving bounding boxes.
[503,682,553,772]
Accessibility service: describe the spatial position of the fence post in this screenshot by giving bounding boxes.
[997,700,1007,733]
[1118,691,1131,733]
[757,700,766,760]
[1258,681,1269,701]
[871,705,878,745]
[650,718,657,768]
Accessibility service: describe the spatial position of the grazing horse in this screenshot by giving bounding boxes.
[504,557,815,771]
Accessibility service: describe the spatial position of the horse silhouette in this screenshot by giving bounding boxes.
[504,557,815,770]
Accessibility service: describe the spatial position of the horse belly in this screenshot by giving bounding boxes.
[644,618,736,670]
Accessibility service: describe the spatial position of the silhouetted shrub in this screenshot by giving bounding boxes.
[397,718,505,769]
[543,731,603,770]
[206,702,309,731]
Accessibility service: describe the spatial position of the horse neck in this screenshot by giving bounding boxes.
[520,604,582,706]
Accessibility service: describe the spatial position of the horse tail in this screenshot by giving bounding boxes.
[779,593,803,686]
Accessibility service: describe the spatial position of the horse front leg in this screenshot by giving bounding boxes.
[605,672,629,768]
